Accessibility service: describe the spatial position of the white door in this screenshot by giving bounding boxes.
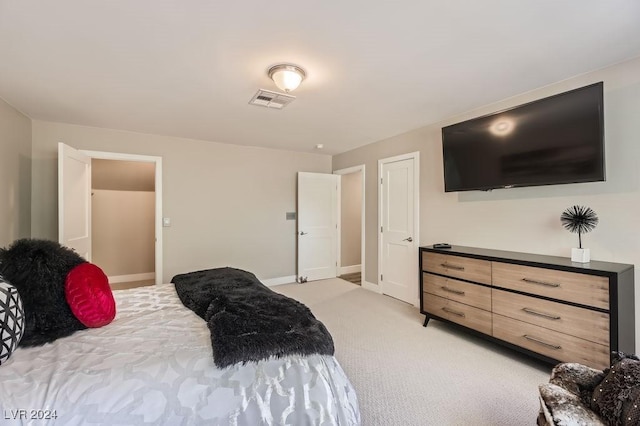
[297,172,339,282]
[379,155,419,304]
[58,142,92,260]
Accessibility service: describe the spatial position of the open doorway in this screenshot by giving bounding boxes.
[92,159,156,290]
[59,143,163,288]
[84,149,163,289]
[335,165,365,286]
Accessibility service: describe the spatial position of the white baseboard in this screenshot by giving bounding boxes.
[362,280,381,293]
[339,264,361,275]
[108,272,155,284]
[262,275,297,287]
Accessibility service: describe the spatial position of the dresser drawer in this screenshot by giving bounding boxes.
[492,289,609,346]
[492,262,609,310]
[423,272,491,311]
[423,292,448,318]
[423,252,491,285]
[492,314,609,370]
[423,293,491,335]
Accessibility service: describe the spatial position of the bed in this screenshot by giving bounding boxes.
[0,283,360,425]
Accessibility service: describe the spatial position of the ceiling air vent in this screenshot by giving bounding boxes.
[249,89,295,109]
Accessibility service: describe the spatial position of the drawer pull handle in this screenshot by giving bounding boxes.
[441,263,465,271]
[441,286,465,296]
[521,278,560,288]
[522,307,561,321]
[442,307,466,318]
[523,335,562,350]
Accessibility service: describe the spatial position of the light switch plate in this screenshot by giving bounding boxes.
[163,217,171,227]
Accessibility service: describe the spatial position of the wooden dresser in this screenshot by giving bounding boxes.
[419,245,635,369]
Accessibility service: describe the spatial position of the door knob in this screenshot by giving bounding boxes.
[300,231,308,235]
[403,237,413,242]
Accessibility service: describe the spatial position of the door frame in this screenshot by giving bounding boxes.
[82,149,163,285]
[378,151,420,305]
[334,165,366,285]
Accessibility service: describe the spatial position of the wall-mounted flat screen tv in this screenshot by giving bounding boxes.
[442,82,605,192]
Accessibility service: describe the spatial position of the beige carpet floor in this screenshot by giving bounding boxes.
[275,278,552,426]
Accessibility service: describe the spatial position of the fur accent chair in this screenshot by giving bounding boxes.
[538,363,606,425]
[538,354,640,426]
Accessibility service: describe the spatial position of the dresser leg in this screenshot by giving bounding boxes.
[423,316,430,327]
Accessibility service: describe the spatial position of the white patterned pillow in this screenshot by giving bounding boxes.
[0,276,25,365]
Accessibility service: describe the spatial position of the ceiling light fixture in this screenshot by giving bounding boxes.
[268,64,306,93]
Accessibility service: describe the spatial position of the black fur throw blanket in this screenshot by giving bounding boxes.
[172,267,334,368]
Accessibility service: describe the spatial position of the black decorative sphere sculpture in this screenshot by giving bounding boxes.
[560,205,598,249]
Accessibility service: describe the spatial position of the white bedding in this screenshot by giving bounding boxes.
[0,284,360,425]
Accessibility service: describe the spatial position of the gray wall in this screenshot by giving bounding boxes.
[333,56,640,289]
[92,159,155,191]
[31,121,332,282]
[92,189,155,277]
[0,98,31,247]
[341,171,362,267]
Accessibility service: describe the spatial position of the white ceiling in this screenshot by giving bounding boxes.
[1,1,640,155]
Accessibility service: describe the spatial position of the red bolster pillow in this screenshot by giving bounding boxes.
[65,263,116,328]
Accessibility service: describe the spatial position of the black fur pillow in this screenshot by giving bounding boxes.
[0,239,87,346]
